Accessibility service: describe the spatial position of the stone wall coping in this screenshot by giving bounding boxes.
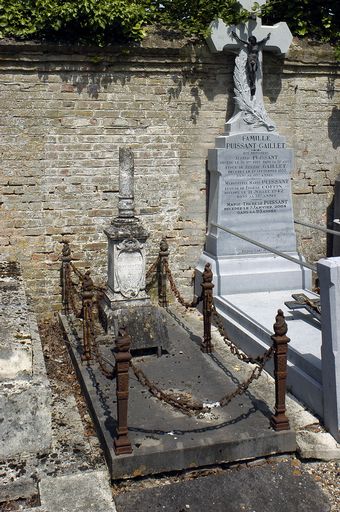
[0,35,337,72]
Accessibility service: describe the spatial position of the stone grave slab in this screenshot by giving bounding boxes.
[0,262,52,458]
[59,309,296,480]
[213,289,323,418]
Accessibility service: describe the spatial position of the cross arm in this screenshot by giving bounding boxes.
[207,19,293,55]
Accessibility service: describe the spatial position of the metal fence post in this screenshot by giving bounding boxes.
[114,327,133,455]
[81,270,94,362]
[270,309,290,431]
[158,238,169,308]
[61,239,72,315]
[201,263,214,353]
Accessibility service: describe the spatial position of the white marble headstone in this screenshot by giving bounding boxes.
[197,6,311,295]
[206,132,296,257]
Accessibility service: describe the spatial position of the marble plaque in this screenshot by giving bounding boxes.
[114,239,145,299]
[206,132,297,257]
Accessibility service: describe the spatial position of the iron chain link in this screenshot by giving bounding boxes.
[212,304,274,365]
[163,260,202,309]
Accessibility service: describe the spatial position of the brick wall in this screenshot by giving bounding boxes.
[0,37,339,315]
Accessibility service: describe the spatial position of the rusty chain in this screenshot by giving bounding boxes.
[218,346,274,406]
[92,287,115,380]
[163,260,202,309]
[70,261,85,280]
[146,255,160,278]
[91,305,115,380]
[64,260,114,378]
[131,362,204,416]
[68,276,83,318]
[131,341,274,416]
[61,243,275,416]
[145,256,160,292]
[211,304,273,365]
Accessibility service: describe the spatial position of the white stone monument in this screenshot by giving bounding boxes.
[199,0,311,294]
[196,2,328,427]
[317,258,340,442]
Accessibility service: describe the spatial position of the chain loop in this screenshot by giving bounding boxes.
[131,342,274,416]
[146,255,160,278]
[163,260,202,309]
[90,291,115,379]
[131,362,204,415]
[70,261,85,280]
[211,304,273,365]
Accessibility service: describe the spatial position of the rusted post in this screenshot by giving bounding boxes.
[114,327,133,455]
[270,309,290,431]
[60,239,72,315]
[158,238,169,308]
[201,263,214,353]
[81,271,94,362]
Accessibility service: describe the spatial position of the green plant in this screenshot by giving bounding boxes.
[0,0,158,44]
[262,0,339,51]
[0,0,338,53]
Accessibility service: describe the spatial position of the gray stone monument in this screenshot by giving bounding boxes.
[198,0,312,294]
[194,2,328,427]
[105,148,149,304]
[101,148,169,353]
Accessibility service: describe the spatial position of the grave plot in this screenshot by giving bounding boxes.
[58,245,296,480]
[60,309,296,479]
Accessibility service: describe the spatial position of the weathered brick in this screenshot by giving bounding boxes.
[0,39,338,315]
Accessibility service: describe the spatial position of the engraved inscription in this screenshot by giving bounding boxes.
[207,132,297,256]
[221,147,292,219]
[116,250,144,298]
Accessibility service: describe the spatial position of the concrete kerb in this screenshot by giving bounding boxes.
[20,471,117,512]
[38,470,117,512]
[170,304,340,461]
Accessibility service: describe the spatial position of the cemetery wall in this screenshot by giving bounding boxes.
[0,36,338,315]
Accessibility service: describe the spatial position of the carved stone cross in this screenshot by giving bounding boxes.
[206,0,292,132]
[285,293,321,321]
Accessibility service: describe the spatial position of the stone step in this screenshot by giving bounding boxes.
[214,289,323,417]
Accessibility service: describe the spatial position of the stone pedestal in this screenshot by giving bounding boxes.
[100,148,170,353]
[105,217,149,304]
[197,131,312,295]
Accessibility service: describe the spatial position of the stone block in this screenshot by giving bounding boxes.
[39,471,116,512]
[0,262,52,458]
[317,257,340,442]
[297,431,340,461]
